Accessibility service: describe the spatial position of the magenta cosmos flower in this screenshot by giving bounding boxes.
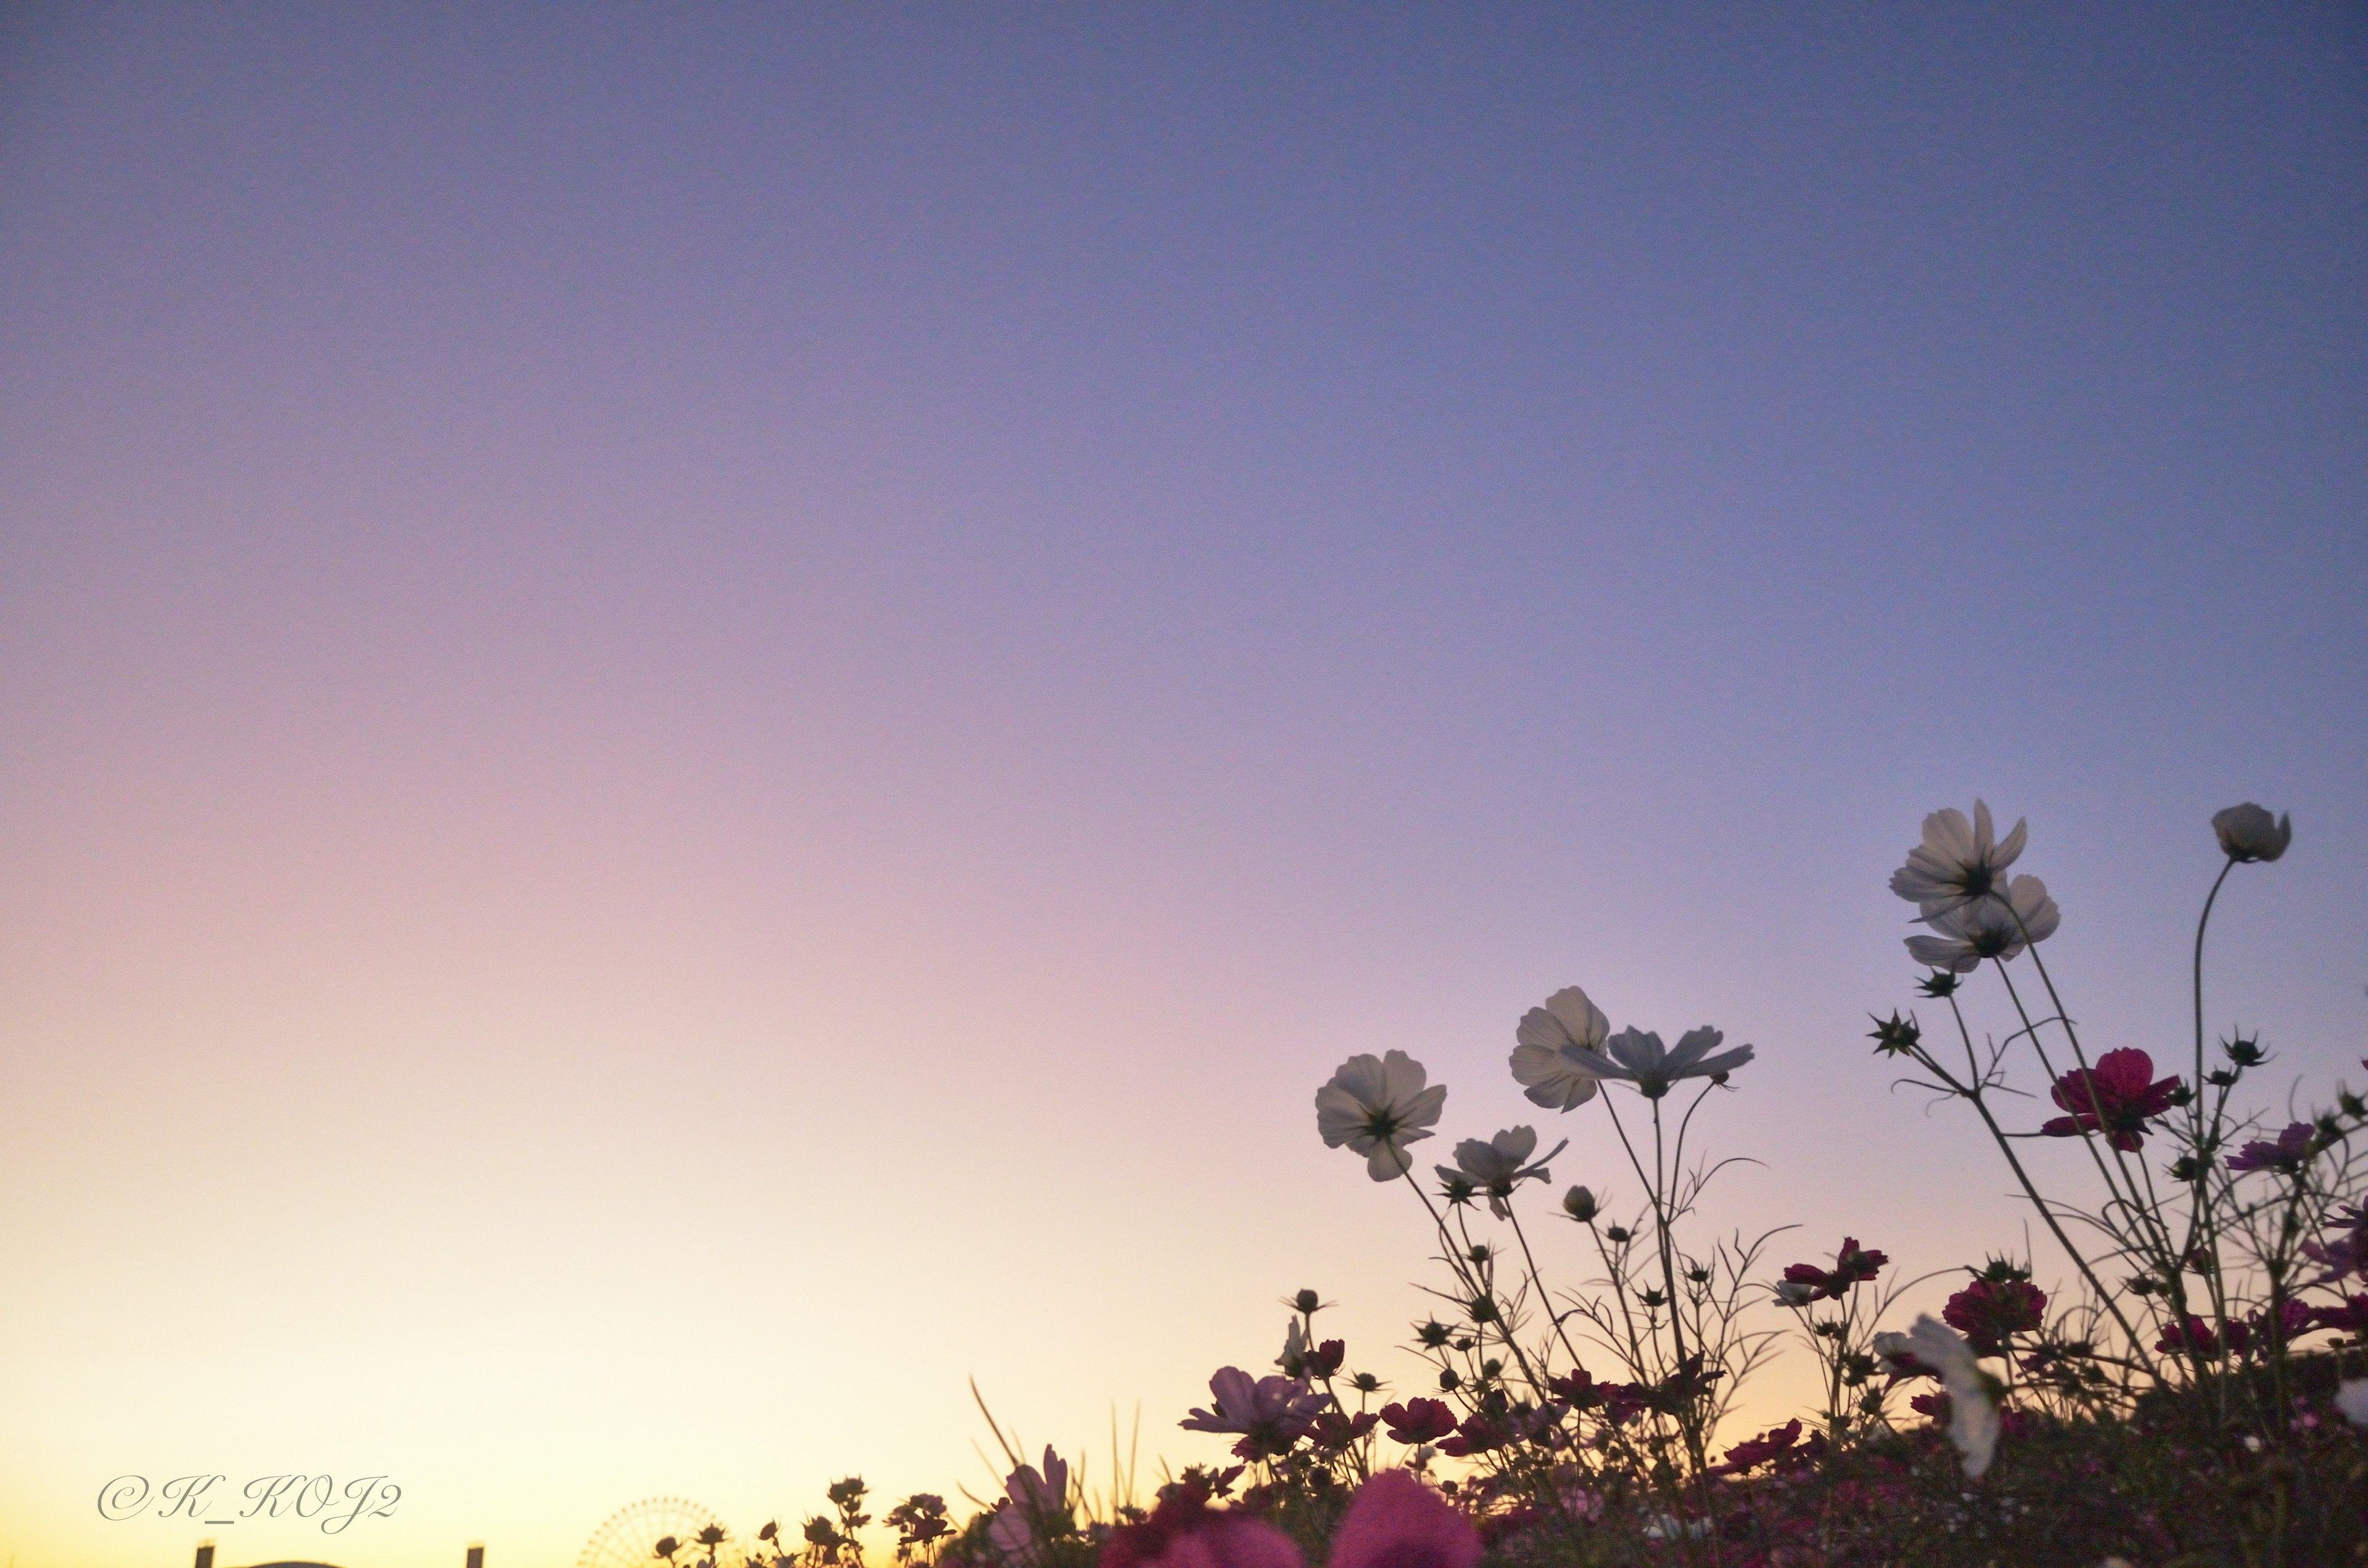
[1100,1482,1302,1568]
[2039,1049,2184,1151]
[1780,1238,1889,1303]
[1326,1472,1479,1568]
[2229,1122,2314,1175]
[1942,1277,2047,1357]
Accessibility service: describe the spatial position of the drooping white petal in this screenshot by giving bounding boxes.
[1875,1316,1997,1479]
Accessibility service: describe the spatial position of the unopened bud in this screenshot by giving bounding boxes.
[1562,1186,1599,1223]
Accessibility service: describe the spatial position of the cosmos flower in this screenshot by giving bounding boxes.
[1872,1316,1998,1479]
[2229,1122,2314,1175]
[2039,1049,2184,1152]
[1436,1126,1567,1218]
[985,1448,1073,1564]
[1509,987,1610,1110]
[1903,874,2060,972]
[1178,1368,1328,1460]
[1941,1277,2047,1357]
[1780,1238,1889,1303]
[1566,1025,1753,1100]
[2212,803,2293,863]
[1377,1398,1459,1445]
[1325,1471,1478,1568]
[2338,1380,2368,1429]
[1890,800,2029,921]
[2156,1313,2247,1362]
[1316,1051,1447,1181]
[1098,1481,1303,1568]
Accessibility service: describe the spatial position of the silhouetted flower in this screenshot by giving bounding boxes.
[1711,1418,1824,1476]
[987,1448,1071,1565]
[2039,1049,2183,1151]
[886,1496,950,1556]
[2213,803,2292,863]
[1904,874,2059,971]
[1310,1410,1379,1451]
[1435,1126,1566,1218]
[1942,1277,2047,1356]
[1891,800,2029,921]
[1782,1238,1889,1303]
[1317,1051,1447,1181]
[1179,1369,1326,1460]
[1509,987,1610,1110]
[1565,1025,1753,1100]
[1378,1397,1458,1445]
[2157,1313,2247,1362]
[2307,1209,2368,1286]
[2229,1122,2314,1175]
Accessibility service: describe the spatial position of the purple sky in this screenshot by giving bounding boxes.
[4,7,2364,1566]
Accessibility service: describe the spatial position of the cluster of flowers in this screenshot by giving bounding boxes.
[660,794,2368,1566]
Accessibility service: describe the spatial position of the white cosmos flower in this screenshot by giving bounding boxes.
[1567,1025,1754,1101]
[2337,1379,2368,1428]
[1891,800,2029,922]
[1873,1316,1998,1479]
[1510,987,1610,1110]
[2212,803,2293,863]
[1315,1049,1447,1181]
[1904,874,2060,972]
[1436,1125,1568,1218]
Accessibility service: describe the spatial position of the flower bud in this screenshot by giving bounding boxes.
[1290,1289,1324,1315]
[1562,1186,1599,1223]
[2212,803,2292,863]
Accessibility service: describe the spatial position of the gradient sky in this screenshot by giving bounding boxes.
[4,6,2364,1566]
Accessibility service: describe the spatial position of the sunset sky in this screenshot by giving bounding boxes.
[3,7,2364,1567]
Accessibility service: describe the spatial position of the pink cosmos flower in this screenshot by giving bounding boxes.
[1326,1471,1479,1568]
[1179,1368,1328,1461]
[1781,1238,1889,1302]
[2312,1294,2368,1337]
[1378,1398,1458,1445]
[2156,1313,2248,1362]
[988,1448,1072,1565]
[2229,1122,2314,1175]
[2039,1049,2184,1152]
[2302,1205,2368,1286]
[2247,1297,2315,1348]
[1711,1418,1823,1476]
[1942,1278,2047,1357]
[1100,1480,1302,1568]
